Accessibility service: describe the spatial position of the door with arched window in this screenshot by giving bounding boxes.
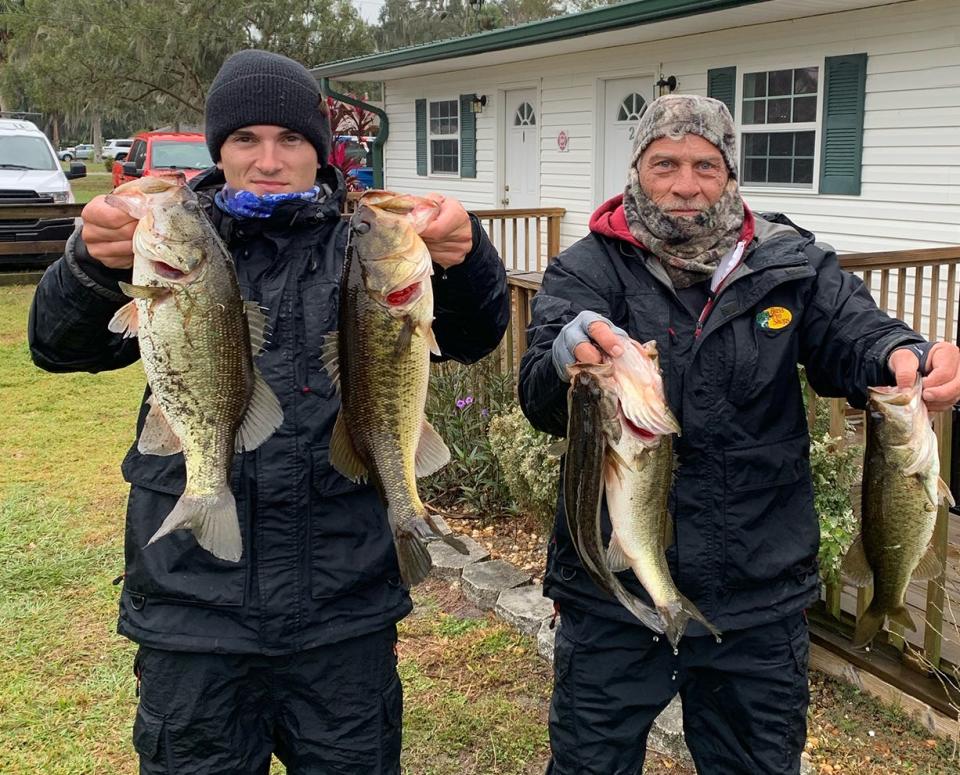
[601,77,653,203]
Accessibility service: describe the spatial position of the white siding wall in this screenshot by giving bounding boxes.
[382,0,959,255]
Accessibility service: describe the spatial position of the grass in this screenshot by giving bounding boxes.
[0,284,552,774]
[4,283,959,775]
[68,170,114,204]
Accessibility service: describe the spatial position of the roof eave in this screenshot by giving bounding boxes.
[311,0,765,80]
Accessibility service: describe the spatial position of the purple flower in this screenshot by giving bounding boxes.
[481,408,489,418]
[456,399,466,409]
[465,396,474,406]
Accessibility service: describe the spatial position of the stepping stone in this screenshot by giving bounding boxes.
[495,584,554,636]
[428,535,490,579]
[646,696,691,763]
[537,618,557,663]
[461,559,531,609]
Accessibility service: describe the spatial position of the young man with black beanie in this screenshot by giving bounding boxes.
[29,49,510,773]
[518,94,960,774]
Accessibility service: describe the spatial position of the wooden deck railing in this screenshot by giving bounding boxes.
[503,245,960,714]
[474,207,565,273]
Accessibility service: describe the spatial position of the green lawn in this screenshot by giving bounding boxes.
[0,284,552,774]
[68,171,114,204]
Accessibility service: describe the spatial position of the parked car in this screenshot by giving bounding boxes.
[113,131,213,188]
[58,146,77,161]
[102,138,134,161]
[0,119,86,266]
[69,143,95,160]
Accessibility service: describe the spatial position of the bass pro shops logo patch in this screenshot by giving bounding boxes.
[756,306,793,330]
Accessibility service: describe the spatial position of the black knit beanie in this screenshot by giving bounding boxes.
[204,49,331,164]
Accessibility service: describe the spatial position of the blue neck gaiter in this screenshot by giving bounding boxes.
[215,185,322,219]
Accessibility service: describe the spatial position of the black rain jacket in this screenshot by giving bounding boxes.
[29,167,510,654]
[518,213,923,634]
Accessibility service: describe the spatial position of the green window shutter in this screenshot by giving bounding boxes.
[459,94,476,179]
[707,67,737,117]
[415,99,427,176]
[819,53,867,195]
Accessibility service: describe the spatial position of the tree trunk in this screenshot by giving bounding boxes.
[92,114,102,162]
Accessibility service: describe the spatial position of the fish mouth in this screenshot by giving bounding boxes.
[622,410,656,441]
[151,260,189,281]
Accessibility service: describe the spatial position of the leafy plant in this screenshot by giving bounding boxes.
[800,368,863,585]
[422,355,516,518]
[487,406,560,533]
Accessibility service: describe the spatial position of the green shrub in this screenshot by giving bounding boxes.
[487,406,561,532]
[421,355,516,518]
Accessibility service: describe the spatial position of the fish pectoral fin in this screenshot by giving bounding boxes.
[938,476,955,508]
[108,300,140,338]
[661,510,675,550]
[546,440,567,458]
[606,533,631,572]
[235,370,284,453]
[118,281,169,301]
[392,316,416,359]
[423,321,441,357]
[244,301,271,357]
[913,544,943,582]
[840,535,873,587]
[319,332,340,392]
[889,605,917,633]
[138,395,182,456]
[415,419,451,477]
[105,191,151,220]
[329,412,368,482]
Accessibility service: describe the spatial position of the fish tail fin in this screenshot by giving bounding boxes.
[610,581,665,637]
[889,605,917,633]
[660,594,722,648]
[390,505,433,587]
[146,487,241,562]
[851,604,887,649]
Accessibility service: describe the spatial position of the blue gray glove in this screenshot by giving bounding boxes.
[552,310,628,381]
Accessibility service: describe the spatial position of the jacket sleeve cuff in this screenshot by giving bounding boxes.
[870,331,927,387]
[64,228,132,303]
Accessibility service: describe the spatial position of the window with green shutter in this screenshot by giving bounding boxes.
[707,67,737,117]
[819,53,867,195]
[415,99,427,176]
[415,96,478,178]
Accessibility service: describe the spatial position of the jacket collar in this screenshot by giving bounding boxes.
[192,165,347,232]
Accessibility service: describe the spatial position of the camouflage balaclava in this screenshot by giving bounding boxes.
[622,94,744,289]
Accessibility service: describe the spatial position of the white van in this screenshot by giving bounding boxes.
[0,118,86,203]
[0,119,86,264]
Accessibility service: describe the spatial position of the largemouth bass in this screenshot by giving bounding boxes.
[564,362,663,635]
[325,190,463,587]
[842,375,953,647]
[603,339,719,648]
[106,176,283,562]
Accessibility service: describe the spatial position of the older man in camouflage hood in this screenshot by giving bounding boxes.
[519,94,960,774]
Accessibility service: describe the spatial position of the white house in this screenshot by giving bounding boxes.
[314,0,959,265]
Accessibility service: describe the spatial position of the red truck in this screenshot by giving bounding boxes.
[112,131,213,188]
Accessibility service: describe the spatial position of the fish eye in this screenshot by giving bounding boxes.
[182,201,199,213]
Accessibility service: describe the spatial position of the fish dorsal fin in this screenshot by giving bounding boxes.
[415,419,451,477]
[319,332,340,392]
[235,369,284,452]
[840,535,873,587]
[329,412,368,482]
[244,301,270,357]
[606,533,630,572]
[138,395,182,456]
[108,300,140,338]
[118,281,169,301]
[913,544,943,582]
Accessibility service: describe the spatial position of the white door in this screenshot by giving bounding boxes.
[501,89,539,270]
[601,77,653,203]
